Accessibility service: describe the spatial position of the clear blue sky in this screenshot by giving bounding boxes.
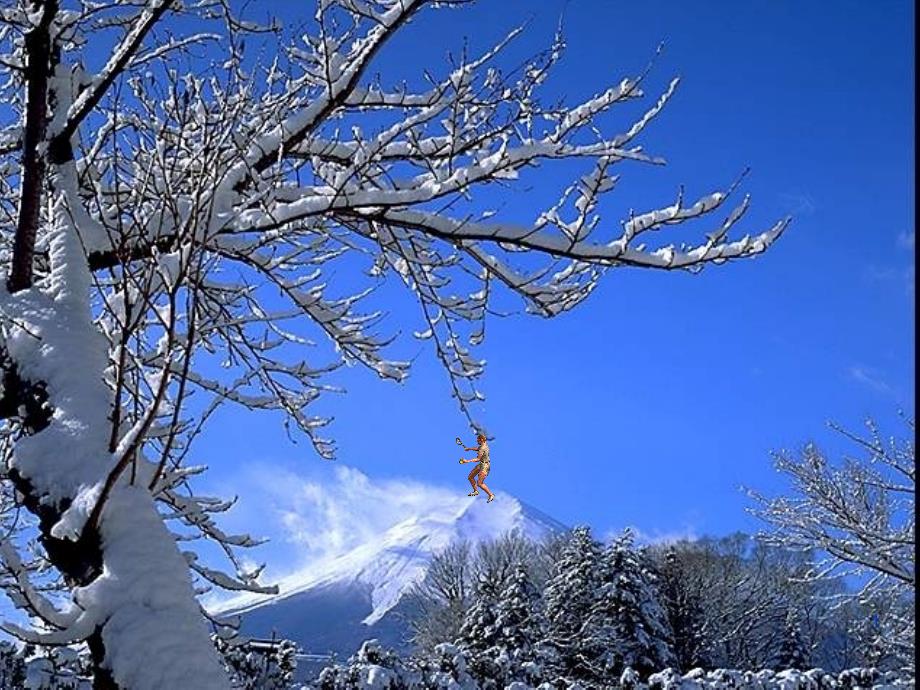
[196,0,915,546]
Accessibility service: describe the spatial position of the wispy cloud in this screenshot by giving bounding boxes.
[278,466,457,558]
[862,229,915,299]
[864,263,915,300]
[203,465,466,609]
[847,364,896,397]
[604,523,699,546]
[222,463,465,577]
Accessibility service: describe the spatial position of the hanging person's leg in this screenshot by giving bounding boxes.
[476,466,494,503]
[467,465,480,496]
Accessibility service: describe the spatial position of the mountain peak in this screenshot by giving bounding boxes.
[220,491,566,629]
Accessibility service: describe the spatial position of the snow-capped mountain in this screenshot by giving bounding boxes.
[219,491,566,659]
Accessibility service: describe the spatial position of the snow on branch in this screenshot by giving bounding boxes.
[748,417,915,598]
[0,1,789,683]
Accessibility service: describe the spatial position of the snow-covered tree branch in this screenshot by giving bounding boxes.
[749,417,915,671]
[0,1,788,687]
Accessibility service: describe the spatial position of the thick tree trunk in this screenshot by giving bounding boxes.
[6,0,57,293]
[3,375,116,689]
[2,3,117,685]
[2,4,202,687]
[4,181,228,690]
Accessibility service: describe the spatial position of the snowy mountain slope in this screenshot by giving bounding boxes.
[218,492,566,656]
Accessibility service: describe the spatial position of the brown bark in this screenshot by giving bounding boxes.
[7,0,58,294]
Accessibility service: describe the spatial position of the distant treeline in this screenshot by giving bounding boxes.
[405,529,908,677]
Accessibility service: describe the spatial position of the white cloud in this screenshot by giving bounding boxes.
[605,523,699,546]
[240,463,460,569]
[847,365,896,397]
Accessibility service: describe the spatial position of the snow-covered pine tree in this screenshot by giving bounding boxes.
[5,644,90,690]
[540,526,605,684]
[0,640,26,688]
[491,563,545,664]
[213,635,298,690]
[318,639,419,690]
[412,643,479,690]
[464,563,547,687]
[593,529,677,679]
[456,576,503,686]
[774,606,811,670]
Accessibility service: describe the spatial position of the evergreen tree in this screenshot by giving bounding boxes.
[214,635,298,690]
[0,644,90,690]
[491,563,544,659]
[776,607,811,670]
[318,639,419,690]
[0,642,26,689]
[541,525,606,684]
[413,643,479,690]
[456,576,503,687]
[461,563,548,687]
[593,530,677,678]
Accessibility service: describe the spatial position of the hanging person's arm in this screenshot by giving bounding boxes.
[459,438,482,462]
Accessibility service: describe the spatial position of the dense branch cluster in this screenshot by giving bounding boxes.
[749,417,915,672]
[0,1,787,687]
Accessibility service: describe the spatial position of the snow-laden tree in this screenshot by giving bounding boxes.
[457,563,546,688]
[213,636,298,690]
[408,531,544,654]
[317,639,418,690]
[488,564,545,671]
[0,642,90,690]
[749,418,915,672]
[542,528,677,683]
[489,564,547,686]
[412,642,479,690]
[593,530,676,678]
[0,640,27,688]
[774,607,810,671]
[0,0,786,687]
[456,577,502,687]
[540,525,605,684]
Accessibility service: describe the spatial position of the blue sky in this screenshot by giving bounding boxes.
[195,0,915,556]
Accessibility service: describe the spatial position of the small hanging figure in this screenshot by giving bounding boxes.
[458,432,495,503]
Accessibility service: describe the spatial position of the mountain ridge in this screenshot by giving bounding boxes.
[218,491,567,658]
